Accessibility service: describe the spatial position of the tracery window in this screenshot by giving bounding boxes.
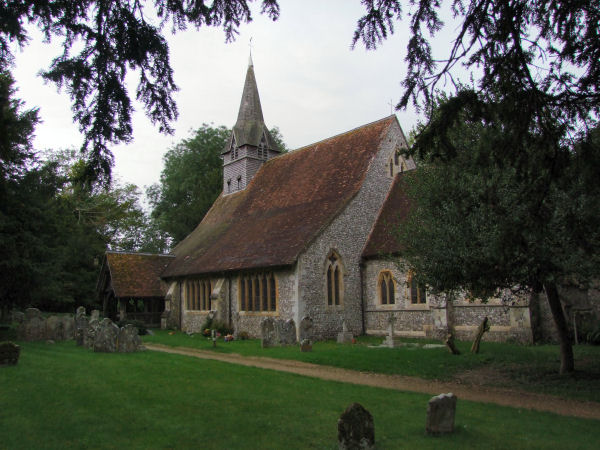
[326,252,343,306]
[186,279,212,311]
[407,272,427,304]
[239,272,277,313]
[378,271,395,305]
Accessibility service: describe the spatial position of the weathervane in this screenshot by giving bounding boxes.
[388,99,394,115]
[249,37,253,57]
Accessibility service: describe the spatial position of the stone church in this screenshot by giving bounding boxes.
[157,58,594,343]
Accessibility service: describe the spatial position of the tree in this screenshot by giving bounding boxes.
[398,92,600,374]
[0,0,280,185]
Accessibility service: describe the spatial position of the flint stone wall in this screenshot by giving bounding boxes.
[298,124,407,340]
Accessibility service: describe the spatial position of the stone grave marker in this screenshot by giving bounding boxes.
[278,319,297,345]
[300,339,312,352]
[337,320,354,344]
[261,317,276,348]
[93,318,120,352]
[0,341,20,366]
[118,324,142,353]
[426,393,457,435]
[337,403,375,450]
[299,316,313,341]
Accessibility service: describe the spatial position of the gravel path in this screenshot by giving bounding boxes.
[145,343,600,420]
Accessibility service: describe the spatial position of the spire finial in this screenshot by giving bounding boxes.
[248,37,254,66]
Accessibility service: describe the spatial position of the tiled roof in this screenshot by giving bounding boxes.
[104,252,174,298]
[362,173,412,259]
[162,116,398,278]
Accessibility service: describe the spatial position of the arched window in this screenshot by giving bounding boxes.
[239,273,278,313]
[378,271,395,305]
[326,252,343,306]
[407,272,427,304]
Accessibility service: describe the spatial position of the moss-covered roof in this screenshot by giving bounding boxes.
[362,173,412,259]
[162,116,398,278]
[102,252,174,298]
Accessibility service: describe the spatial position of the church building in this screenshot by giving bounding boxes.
[158,58,565,344]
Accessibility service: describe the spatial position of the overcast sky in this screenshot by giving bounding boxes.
[12,1,458,192]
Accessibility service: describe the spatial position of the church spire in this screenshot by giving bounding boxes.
[235,57,264,133]
[222,57,280,194]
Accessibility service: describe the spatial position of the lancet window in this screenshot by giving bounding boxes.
[239,272,277,313]
[326,252,343,306]
[186,279,212,311]
[378,271,395,305]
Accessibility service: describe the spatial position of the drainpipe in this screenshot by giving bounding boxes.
[359,261,366,335]
[179,281,183,330]
[228,276,232,327]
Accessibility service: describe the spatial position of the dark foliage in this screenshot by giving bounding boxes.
[0,0,280,185]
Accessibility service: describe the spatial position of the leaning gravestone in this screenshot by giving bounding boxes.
[0,341,20,366]
[118,324,142,353]
[337,403,375,450]
[426,393,457,435]
[299,316,313,341]
[93,318,120,352]
[278,319,297,345]
[261,317,276,348]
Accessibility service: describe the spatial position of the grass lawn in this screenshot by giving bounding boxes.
[143,330,600,402]
[0,341,598,449]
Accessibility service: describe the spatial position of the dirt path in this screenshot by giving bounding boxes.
[145,343,600,420]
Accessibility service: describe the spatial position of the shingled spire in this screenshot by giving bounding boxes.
[222,57,280,194]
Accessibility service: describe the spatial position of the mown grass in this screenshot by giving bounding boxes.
[143,330,600,402]
[1,341,598,449]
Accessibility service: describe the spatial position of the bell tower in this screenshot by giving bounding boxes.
[222,56,281,194]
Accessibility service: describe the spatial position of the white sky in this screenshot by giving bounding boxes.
[11,1,459,192]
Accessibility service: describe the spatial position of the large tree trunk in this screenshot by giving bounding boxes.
[543,282,574,374]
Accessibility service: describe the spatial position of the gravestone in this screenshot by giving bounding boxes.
[93,318,119,352]
[278,319,297,345]
[62,315,74,340]
[337,320,354,344]
[22,308,46,341]
[426,393,457,435]
[11,311,24,324]
[85,318,100,349]
[300,339,312,352]
[261,317,276,348]
[90,310,101,322]
[383,314,399,348]
[45,316,63,341]
[0,341,20,366]
[75,307,89,346]
[118,324,142,353]
[299,316,313,341]
[337,403,375,450]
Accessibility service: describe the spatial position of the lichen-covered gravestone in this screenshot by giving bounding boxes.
[426,393,457,435]
[261,317,276,348]
[0,342,20,366]
[93,318,120,352]
[75,307,89,346]
[46,315,73,341]
[118,324,142,353]
[84,318,99,349]
[278,319,297,345]
[337,403,375,450]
